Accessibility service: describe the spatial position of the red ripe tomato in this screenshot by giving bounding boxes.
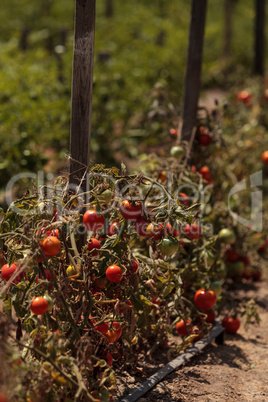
[158,171,168,183]
[30,297,49,315]
[164,221,180,237]
[205,310,216,324]
[178,192,190,207]
[175,319,192,336]
[194,289,217,310]
[119,300,132,314]
[236,90,251,105]
[199,166,211,181]
[261,151,268,165]
[150,296,160,310]
[106,352,113,366]
[135,217,150,236]
[106,265,123,283]
[83,209,105,232]
[197,127,212,146]
[129,260,139,273]
[87,238,101,256]
[105,329,117,343]
[222,316,240,334]
[41,236,61,257]
[184,223,201,240]
[91,318,109,335]
[0,392,9,402]
[120,199,142,220]
[169,128,179,137]
[224,247,239,262]
[45,228,59,238]
[111,321,122,340]
[108,221,120,236]
[145,223,163,240]
[258,243,266,254]
[1,263,24,285]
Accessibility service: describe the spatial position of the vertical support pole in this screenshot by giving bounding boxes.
[181,0,207,141]
[223,0,233,85]
[70,0,96,192]
[69,0,96,249]
[254,0,266,76]
[105,0,114,18]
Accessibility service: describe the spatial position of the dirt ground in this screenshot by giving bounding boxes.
[116,271,268,401]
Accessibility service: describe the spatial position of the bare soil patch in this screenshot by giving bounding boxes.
[115,271,268,401]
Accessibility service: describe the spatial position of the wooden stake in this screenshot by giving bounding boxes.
[69,0,96,193]
[181,0,207,141]
[254,0,265,76]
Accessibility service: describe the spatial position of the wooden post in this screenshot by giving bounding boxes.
[223,0,233,62]
[181,0,207,141]
[105,0,114,18]
[254,0,265,76]
[69,0,96,192]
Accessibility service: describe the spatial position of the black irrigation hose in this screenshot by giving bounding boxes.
[120,321,224,402]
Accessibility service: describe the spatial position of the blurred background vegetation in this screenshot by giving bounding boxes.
[0,0,266,189]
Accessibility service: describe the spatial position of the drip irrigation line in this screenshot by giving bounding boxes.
[120,321,224,402]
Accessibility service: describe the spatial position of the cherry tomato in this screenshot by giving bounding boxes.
[159,237,179,256]
[41,236,61,257]
[129,260,139,273]
[222,316,240,334]
[184,223,201,240]
[120,200,142,220]
[0,392,9,402]
[175,319,192,336]
[108,221,120,236]
[83,209,105,232]
[87,238,101,255]
[197,127,212,146]
[236,90,251,105]
[106,352,113,366]
[135,217,150,236]
[194,289,217,310]
[199,166,211,181]
[261,151,268,165]
[30,296,49,315]
[106,265,123,283]
[178,192,190,207]
[111,321,122,340]
[145,223,163,240]
[169,128,179,137]
[224,247,239,262]
[164,221,180,237]
[105,329,117,343]
[218,228,236,245]
[1,263,24,285]
[205,310,216,324]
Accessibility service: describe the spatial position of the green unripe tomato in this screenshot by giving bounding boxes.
[218,228,236,245]
[159,237,179,256]
[170,146,184,160]
[226,261,244,278]
[43,294,53,311]
[210,281,222,297]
